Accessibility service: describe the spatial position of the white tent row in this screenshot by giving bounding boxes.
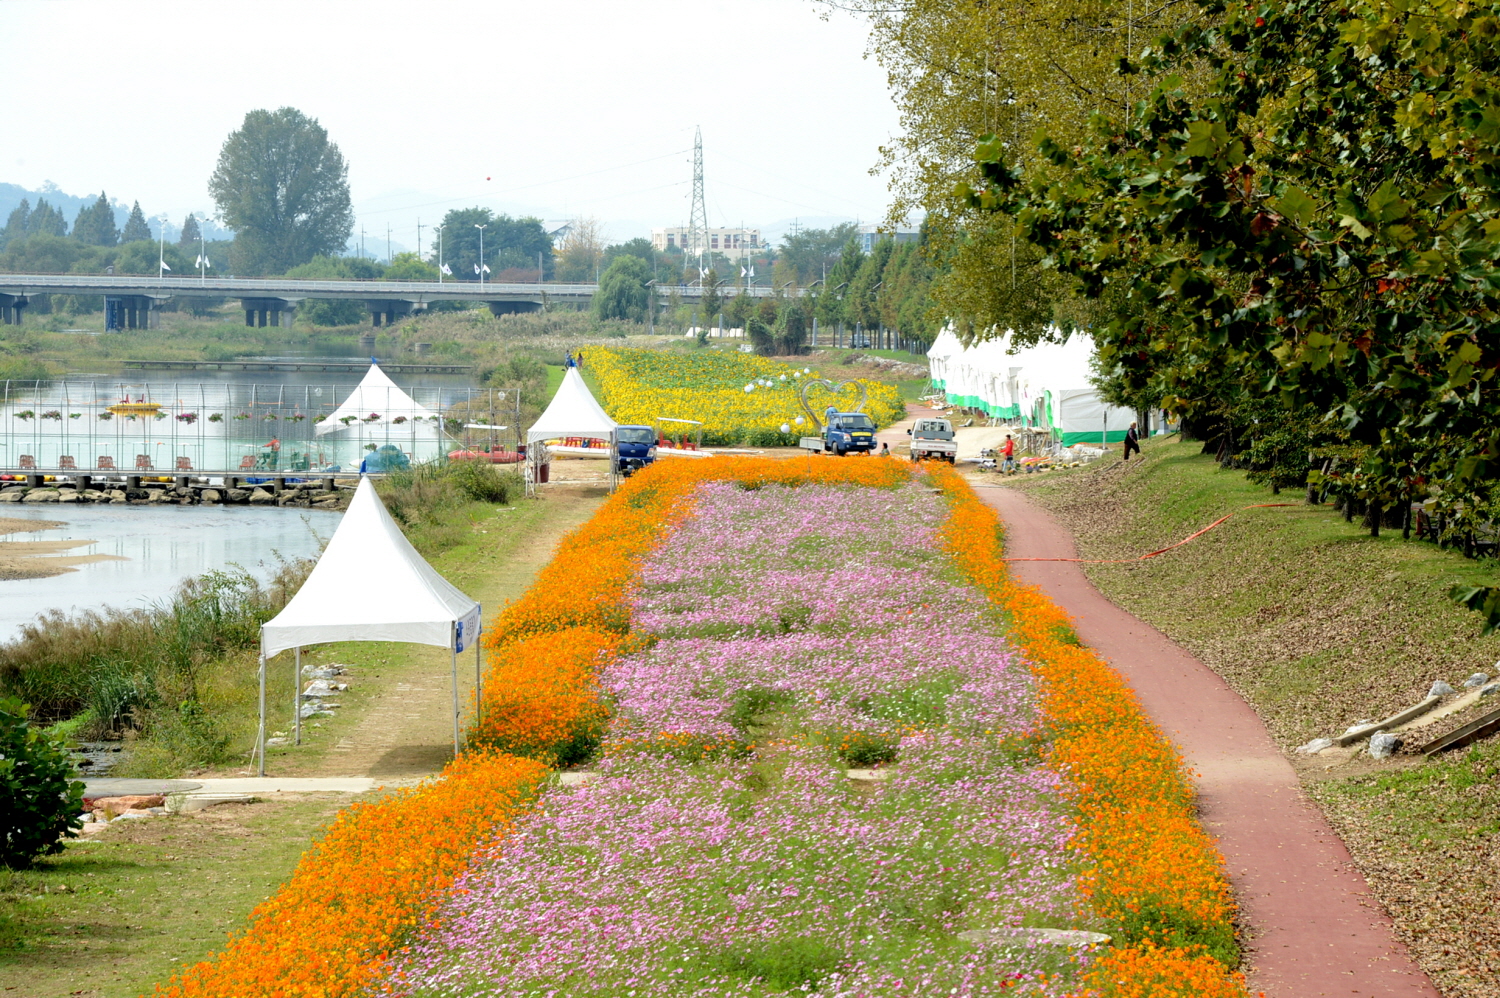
[525,367,619,494]
[255,477,482,775]
[926,327,1142,445]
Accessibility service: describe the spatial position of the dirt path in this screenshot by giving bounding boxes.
[979,483,1441,998]
[310,487,607,781]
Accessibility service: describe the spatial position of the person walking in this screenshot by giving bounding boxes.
[1000,434,1017,474]
[1123,421,1141,461]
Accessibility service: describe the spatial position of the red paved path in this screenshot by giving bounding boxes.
[977,485,1441,998]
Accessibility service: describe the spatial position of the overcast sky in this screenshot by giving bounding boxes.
[0,0,901,249]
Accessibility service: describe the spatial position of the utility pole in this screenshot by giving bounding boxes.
[417,218,423,261]
[360,226,365,259]
[688,125,708,273]
[387,225,392,264]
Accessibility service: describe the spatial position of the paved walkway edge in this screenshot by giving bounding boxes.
[977,485,1441,998]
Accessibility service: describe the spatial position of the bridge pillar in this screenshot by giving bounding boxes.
[105,297,125,331]
[0,294,28,325]
[371,310,382,327]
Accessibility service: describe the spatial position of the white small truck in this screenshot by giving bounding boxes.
[907,418,958,463]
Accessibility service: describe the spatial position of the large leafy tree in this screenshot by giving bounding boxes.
[846,0,1204,339]
[778,222,858,285]
[209,107,354,276]
[72,193,119,247]
[592,255,653,322]
[434,208,552,281]
[968,0,1500,534]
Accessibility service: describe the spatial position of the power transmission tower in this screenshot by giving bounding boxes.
[687,126,708,272]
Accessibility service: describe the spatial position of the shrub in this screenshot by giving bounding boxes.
[0,697,83,867]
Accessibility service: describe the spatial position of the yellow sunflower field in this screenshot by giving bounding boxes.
[588,347,903,446]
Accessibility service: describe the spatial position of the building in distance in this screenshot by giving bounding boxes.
[858,224,920,253]
[652,226,762,261]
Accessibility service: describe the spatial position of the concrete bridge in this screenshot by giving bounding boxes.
[0,273,796,330]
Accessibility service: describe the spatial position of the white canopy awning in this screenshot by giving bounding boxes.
[260,478,480,657]
[316,362,440,436]
[527,368,617,443]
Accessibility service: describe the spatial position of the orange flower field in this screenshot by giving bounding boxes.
[153,457,1252,997]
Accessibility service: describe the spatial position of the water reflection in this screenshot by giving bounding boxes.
[0,504,336,643]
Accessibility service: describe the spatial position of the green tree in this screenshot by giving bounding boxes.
[699,269,722,323]
[384,251,438,281]
[1,697,84,867]
[72,193,119,247]
[209,107,354,276]
[0,199,30,250]
[115,240,189,276]
[26,199,67,239]
[120,201,151,244]
[774,299,809,355]
[969,0,1500,540]
[435,208,552,281]
[592,255,653,322]
[0,234,83,275]
[179,213,201,247]
[846,238,893,330]
[850,0,1204,340]
[817,236,864,329]
[283,255,382,324]
[778,222,858,285]
[603,237,656,269]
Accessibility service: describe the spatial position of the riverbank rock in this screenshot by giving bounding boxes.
[0,492,20,503]
[249,489,274,505]
[22,489,59,503]
[201,488,221,503]
[225,488,249,503]
[57,489,78,503]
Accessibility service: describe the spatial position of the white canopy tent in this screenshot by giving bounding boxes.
[255,477,482,775]
[926,328,1139,445]
[525,367,619,493]
[316,361,441,436]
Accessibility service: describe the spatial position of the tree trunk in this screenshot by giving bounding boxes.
[1402,496,1412,540]
[1364,502,1381,537]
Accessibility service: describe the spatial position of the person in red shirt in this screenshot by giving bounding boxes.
[1001,434,1016,474]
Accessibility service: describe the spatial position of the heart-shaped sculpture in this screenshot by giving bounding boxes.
[798,378,869,432]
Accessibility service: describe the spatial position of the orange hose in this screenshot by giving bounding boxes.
[1004,503,1300,563]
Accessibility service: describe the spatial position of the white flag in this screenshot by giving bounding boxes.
[749,266,756,278]
[474,263,481,275]
[482,264,491,274]
[160,260,171,271]
[740,266,747,278]
[441,263,452,275]
[700,268,708,278]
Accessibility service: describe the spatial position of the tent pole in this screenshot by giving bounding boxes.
[451,624,461,759]
[294,646,302,746]
[257,651,267,777]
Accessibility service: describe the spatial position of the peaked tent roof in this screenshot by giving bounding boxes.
[260,478,480,657]
[316,362,440,436]
[527,367,617,443]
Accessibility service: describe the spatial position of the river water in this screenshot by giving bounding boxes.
[0,360,476,643]
[0,491,338,644]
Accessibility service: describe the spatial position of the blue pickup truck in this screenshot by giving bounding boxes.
[799,410,878,456]
[615,425,658,476]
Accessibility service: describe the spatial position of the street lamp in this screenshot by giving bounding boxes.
[475,224,487,287]
[435,225,445,284]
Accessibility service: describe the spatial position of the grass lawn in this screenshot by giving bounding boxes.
[0,795,356,998]
[1006,437,1500,994]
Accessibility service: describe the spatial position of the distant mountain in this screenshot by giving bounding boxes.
[0,181,232,242]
